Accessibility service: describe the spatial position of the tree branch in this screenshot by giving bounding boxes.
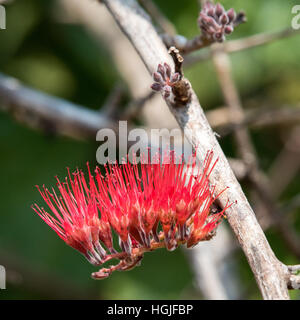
[0,72,154,139]
[0,73,117,140]
[102,0,290,299]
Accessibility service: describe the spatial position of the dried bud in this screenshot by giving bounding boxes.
[150,63,180,100]
[198,1,239,42]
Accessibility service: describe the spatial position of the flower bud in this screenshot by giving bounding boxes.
[198,1,238,42]
[151,62,180,100]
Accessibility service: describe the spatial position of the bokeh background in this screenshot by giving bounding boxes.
[0,0,299,299]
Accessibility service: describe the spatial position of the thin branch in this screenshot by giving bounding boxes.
[162,33,213,55]
[102,0,291,299]
[168,46,184,76]
[185,28,300,66]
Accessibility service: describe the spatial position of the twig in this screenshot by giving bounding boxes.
[168,46,184,76]
[102,0,291,299]
[185,28,300,66]
[162,33,213,55]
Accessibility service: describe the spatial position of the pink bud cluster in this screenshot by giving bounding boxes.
[198,1,236,42]
[150,63,180,99]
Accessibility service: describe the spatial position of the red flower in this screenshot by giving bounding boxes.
[32,150,232,279]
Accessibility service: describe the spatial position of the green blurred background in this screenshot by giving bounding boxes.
[0,0,299,299]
